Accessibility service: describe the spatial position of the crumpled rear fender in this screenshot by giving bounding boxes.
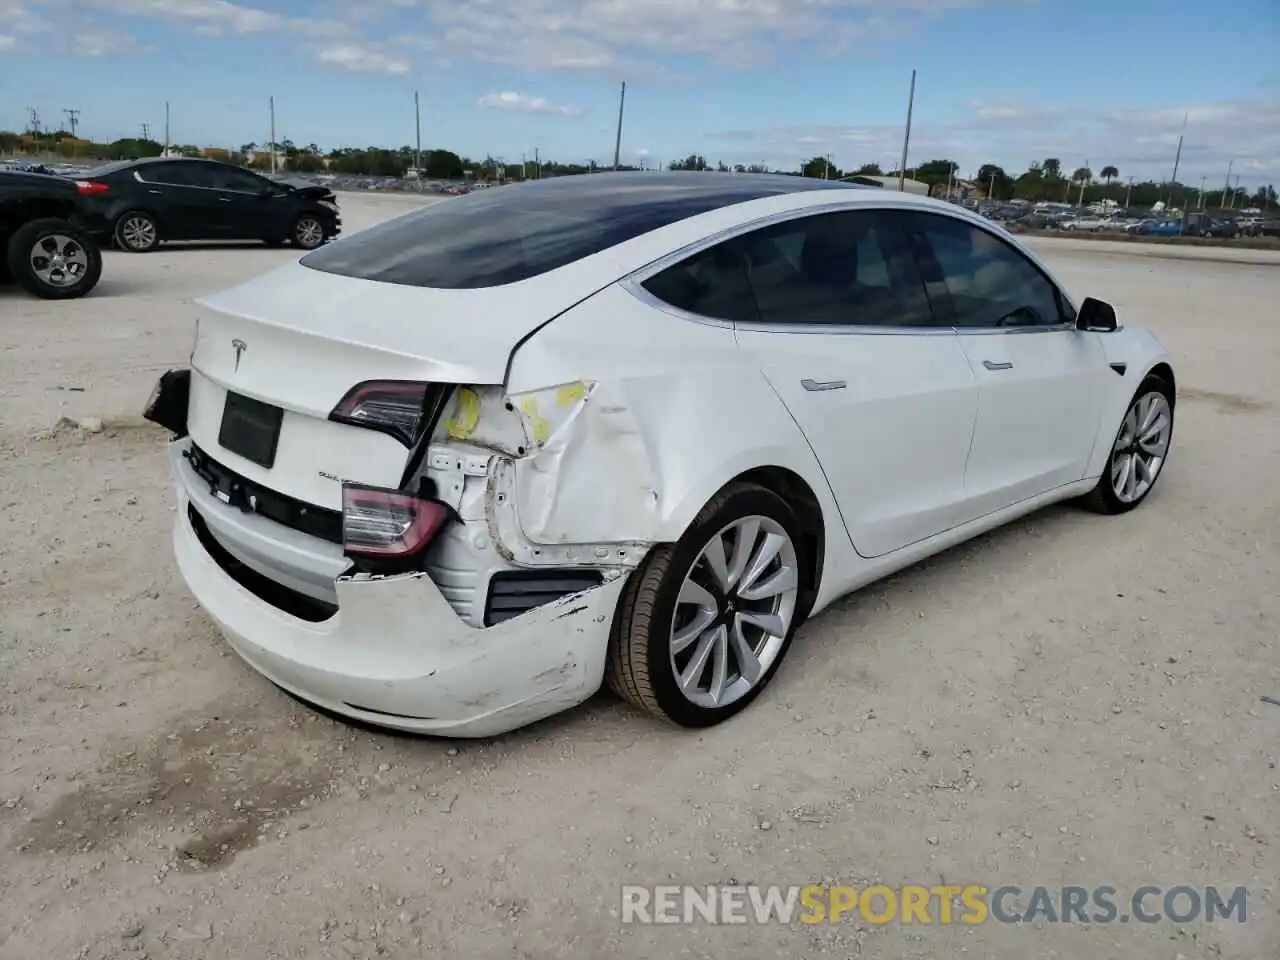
[483,282,843,567]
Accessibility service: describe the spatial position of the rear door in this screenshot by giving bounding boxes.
[642,207,979,558]
[907,211,1106,520]
[134,161,217,239]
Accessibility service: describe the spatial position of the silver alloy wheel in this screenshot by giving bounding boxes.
[295,217,323,247]
[120,216,156,250]
[1110,391,1172,504]
[669,515,800,709]
[29,234,89,288]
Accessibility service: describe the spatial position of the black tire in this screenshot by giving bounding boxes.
[114,210,160,252]
[606,482,809,728]
[291,214,327,250]
[1080,374,1174,515]
[5,218,103,300]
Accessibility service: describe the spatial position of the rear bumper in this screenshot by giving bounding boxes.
[171,448,626,738]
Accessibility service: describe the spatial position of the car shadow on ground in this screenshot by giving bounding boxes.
[267,495,1128,753]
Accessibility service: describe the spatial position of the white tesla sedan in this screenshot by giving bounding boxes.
[146,172,1176,737]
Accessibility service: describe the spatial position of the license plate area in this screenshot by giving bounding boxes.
[218,392,283,469]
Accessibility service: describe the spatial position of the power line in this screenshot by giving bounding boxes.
[63,108,81,138]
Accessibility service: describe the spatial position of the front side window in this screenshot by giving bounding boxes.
[911,213,1068,328]
[193,164,267,192]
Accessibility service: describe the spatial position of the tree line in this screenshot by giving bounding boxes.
[4,129,1273,210]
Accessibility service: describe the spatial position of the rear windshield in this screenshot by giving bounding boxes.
[300,173,856,289]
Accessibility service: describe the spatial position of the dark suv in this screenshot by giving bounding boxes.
[0,168,103,299]
[73,157,342,253]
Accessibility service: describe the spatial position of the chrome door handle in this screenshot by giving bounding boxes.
[801,378,847,392]
[218,197,233,203]
[148,189,162,195]
[982,360,1014,371]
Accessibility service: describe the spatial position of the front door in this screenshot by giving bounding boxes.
[907,211,1106,520]
[723,209,979,557]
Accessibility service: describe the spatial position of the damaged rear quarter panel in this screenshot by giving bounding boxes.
[501,282,840,548]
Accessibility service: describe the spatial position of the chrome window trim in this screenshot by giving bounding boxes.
[619,200,1079,337]
[134,164,268,196]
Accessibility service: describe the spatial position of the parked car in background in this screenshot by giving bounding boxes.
[0,167,103,299]
[144,172,1176,737]
[1183,214,1245,239]
[1256,218,1280,238]
[1060,215,1111,232]
[1133,219,1183,237]
[71,157,342,252]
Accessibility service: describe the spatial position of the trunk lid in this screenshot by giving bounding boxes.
[187,258,578,511]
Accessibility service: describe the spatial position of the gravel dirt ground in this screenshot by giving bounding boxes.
[1,194,1277,960]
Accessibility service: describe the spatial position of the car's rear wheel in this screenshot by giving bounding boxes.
[607,483,807,727]
[1080,374,1174,515]
[114,211,159,252]
[6,218,102,300]
[292,215,326,249]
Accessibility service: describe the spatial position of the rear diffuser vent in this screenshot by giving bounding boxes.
[483,570,605,626]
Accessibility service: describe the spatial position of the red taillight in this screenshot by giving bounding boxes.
[75,180,109,196]
[330,380,430,446]
[341,483,451,559]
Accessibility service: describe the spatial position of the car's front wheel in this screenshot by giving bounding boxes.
[607,483,808,727]
[6,218,103,300]
[1080,374,1174,515]
[292,215,327,249]
[114,211,159,252]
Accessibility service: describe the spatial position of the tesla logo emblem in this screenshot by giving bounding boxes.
[231,339,247,372]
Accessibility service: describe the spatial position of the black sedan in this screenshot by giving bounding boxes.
[72,157,341,252]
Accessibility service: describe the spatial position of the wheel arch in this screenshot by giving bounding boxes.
[711,465,827,620]
[1146,361,1176,406]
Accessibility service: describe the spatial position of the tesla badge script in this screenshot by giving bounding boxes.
[231,338,247,372]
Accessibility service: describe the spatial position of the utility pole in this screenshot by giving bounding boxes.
[1077,159,1088,207]
[164,101,170,156]
[140,122,150,142]
[413,89,422,173]
[1223,160,1233,206]
[898,69,916,192]
[1125,176,1134,209]
[824,153,832,179]
[1199,175,1207,209]
[521,152,526,179]
[534,146,540,179]
[1167,111,1186,207]
[63,108,80,138]
[268,96,277,175]
[989,170,997,202]
[612,80,626,171]
[26,107,41,135]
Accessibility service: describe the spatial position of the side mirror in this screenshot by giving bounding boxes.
[1076,296,1117,332]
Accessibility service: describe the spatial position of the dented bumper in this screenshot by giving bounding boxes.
[172,486,627,738]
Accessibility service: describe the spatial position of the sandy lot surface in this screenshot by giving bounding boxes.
[1,194,1277,960]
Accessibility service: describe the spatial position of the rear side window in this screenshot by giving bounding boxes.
[301,175,857,289]
[641,246,758,322]
[139,163,197,186]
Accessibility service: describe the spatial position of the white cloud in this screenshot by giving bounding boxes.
[315,42,410,75]
[70,27,138,55]
[0,34,16,51]
[705,99,1280,185]
[478,92,584,117]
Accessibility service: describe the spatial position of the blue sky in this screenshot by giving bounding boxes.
[3,0,1277,184]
